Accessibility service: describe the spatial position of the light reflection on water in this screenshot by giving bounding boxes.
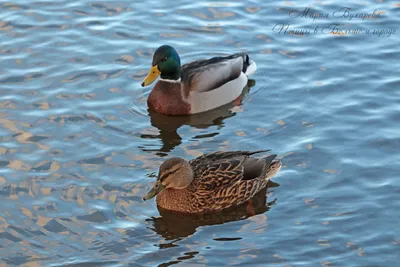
[0,0,399,266]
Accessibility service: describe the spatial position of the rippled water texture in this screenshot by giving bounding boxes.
[0,0,399,266]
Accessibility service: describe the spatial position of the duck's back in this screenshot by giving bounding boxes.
[186,151,275,213]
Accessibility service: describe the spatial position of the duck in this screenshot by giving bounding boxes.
[141,45,257,115]
[142,150,281,213]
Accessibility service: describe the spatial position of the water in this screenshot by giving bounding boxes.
[0,0,399,266]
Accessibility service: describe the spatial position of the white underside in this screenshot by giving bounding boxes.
[189,72,248,114]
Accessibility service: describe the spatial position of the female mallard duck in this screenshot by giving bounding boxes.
[141,45,257,115]
[143,150,281,213]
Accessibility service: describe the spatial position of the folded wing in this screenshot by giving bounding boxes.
[180,53,249,99]
[191,153,277,211]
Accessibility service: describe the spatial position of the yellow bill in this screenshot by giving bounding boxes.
[141,65,161,87]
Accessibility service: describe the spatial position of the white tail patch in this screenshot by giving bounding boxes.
[245,60,257,76]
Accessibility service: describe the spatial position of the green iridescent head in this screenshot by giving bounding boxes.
[141,45,181,86]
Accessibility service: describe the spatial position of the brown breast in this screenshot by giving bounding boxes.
[147,81,191,115]
[156,188,194,213]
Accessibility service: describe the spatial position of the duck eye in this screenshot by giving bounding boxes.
[161,57,168,62]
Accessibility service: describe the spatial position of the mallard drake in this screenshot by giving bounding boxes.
[143,150,281,213]
[141,45,257,115]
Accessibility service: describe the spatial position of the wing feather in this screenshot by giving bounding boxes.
[189,150,270,167]
[192,160,266,211]
[180,53,248,98]
[189,151,276,212]
[196,158,245,191]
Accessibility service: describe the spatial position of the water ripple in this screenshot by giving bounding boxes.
[0,0,398,266]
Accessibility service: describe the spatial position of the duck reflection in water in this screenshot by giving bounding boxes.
[140,80,255,153]
[146,182,278,241]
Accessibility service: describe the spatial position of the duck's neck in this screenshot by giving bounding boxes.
[160,67,180,80]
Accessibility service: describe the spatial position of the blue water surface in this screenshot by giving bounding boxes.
[0,0,399,266]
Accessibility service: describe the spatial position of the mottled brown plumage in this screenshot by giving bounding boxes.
[143,150,282,214]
